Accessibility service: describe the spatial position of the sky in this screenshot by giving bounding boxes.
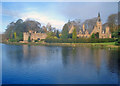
[1,2,118,33]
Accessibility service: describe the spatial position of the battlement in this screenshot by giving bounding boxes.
[23,30,47,42]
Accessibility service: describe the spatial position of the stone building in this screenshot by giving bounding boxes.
[23,30,47,42]
[69,13,111,38]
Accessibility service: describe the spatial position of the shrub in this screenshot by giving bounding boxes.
[41,39,45,41]
[115,38,120,46]
[8,39,19,42]
[45,38,115,43]
[35,40,39,42]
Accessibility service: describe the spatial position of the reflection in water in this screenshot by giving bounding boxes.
[2,44,119,84]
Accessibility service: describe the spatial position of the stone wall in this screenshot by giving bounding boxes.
[23,32,29,42]
[23,31,47,42]
[31,33,47,41]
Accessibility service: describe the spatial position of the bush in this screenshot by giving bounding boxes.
[8,39,19,42]
[41,39,45,41]
[115,38,120,46]
[35,40,39,42]
[45,38,115,43]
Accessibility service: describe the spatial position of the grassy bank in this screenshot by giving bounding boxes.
[2,41,120,49]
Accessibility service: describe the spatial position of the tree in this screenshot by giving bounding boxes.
[72,28,77,40]
[95,32,99,38]
[56,30,60,38]
[91,33,95,38]
[14,32,16,39]
[5,22,15,39]
[107,13,118,33]
[42,26,47,33]
[68,34,72,38]
[47,31,56,38]
[24,20,41,32]
[61,24,69,39]
[18,32,23,41]
[46,23,52,32]
[28,36,31,42]
[4,19,44,41]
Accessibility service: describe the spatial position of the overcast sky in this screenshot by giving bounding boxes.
[1,2,118,33]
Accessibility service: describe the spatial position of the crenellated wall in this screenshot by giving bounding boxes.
[23,31,47,42]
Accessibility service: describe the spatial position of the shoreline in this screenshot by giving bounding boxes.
[2,42,120,49]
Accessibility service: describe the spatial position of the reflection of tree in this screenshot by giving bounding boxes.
[5,45,24,63]
[62,47,78,66]
[61,47,70,66]
[91,48,101,74]
[71,47,77,63]
[5,45,46,65]
[106,49,119,74]
[22,45,47,63]
[72,47,77,57]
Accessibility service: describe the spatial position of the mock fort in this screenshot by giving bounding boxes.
[69,13,111,38]
[23,30,47,42]
[23,13,111,42]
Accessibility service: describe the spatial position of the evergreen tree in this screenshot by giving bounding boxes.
[56,30,60,38]
[14,32,16,39]
[18,32,23,41]
[28,36,31,42]
[95,32,99,38]
[72,28,77,40]
[91,33,95,38]
[61,24,69,39]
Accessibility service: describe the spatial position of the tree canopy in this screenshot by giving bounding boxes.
[72,28,77,40]
[61,24,69,39]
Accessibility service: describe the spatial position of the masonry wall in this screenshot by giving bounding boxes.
[23,32,29,42]
[31,33,47,41]
[23,32,47,42]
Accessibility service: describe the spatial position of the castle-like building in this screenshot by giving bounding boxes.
[23,30,47,42]
[22,13,111,43]
[69,13,111,38]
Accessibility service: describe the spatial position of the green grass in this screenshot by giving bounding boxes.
[90,42,115,45]
[3,41,119,49]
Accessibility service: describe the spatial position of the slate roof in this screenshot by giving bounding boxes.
[82,17,98,34]
[102,23,108,33]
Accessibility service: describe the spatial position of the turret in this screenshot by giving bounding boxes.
[83,24,85,32]
[96,12,102,37]
[97,12,101,22]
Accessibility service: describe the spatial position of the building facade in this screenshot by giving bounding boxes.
[23,30,47,42]
[70,13,111,38]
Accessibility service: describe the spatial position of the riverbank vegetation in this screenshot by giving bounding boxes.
[45,38,116,43]
[1,12,120,46]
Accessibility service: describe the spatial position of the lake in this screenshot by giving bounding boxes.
[1,43,119,84]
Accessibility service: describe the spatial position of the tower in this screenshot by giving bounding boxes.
[96,12,102,26]
[96,12,102,38]
[83,24,85,32]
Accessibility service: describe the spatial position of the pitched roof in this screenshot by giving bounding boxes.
[83,17,98,33]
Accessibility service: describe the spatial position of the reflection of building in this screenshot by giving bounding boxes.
[23,30,47,42]
[69,13,111,38]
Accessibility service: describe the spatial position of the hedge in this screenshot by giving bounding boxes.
[45,38,115,43]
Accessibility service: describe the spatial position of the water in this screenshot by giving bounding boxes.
[1,43,119,84]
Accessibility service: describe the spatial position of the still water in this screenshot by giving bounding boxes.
[2,43,119,84]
